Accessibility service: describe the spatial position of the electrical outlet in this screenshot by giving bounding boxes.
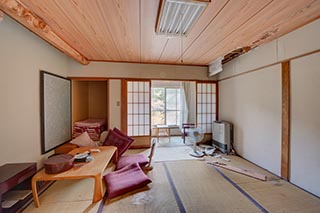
[116,101,120,106]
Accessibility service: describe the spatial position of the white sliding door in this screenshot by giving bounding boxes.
[127,81,151,136]
[196,82,217,133]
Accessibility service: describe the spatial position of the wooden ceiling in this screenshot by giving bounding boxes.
[1,0,319,66]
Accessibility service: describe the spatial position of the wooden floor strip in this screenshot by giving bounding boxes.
[163,162,186,213]
[211,165,268,213]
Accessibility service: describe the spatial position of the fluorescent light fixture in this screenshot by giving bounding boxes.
[156,0,209,37]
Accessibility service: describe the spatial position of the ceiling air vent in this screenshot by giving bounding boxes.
[208,46,252,76]
[156,0,209,37]
[208,57,223,77]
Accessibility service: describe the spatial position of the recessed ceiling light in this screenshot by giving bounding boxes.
[156,0,209,37]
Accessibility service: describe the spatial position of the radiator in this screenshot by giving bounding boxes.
[212,121,233,154]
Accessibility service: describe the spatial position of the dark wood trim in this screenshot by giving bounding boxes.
[216,83,219,121]
[195,83,198,127]
[149,81,152,136]
[219,49,320,82]
[121,80,127,134]
[68,77,216,82]
[107,80,110,129]
[281,61,290,180]
[88,59,208,67]
[40,71,72,154]
[195,80,219,83]
[69,78,110,81]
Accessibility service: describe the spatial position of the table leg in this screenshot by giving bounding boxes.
[112,149,118,164]
[156,128,159,142]
[168,128,171,143]
[31,178,40,208]
[92,175,103,203]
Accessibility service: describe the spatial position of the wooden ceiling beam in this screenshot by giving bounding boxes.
[0,0,89,65]
[0,9,3,22]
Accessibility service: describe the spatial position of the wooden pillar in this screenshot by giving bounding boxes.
[121,80,127,134]
[216,82,219,121]
[106,80,110,130]
[281,61,290,180]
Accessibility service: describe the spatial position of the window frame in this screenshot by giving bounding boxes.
[151,87,181,126]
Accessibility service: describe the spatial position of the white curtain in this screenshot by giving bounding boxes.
[180,82,189,128]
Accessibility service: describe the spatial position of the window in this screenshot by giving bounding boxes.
[196,82,217,133]
[151,88,181,126]
[127,81,150,136]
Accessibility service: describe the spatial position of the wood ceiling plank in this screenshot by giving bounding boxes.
[196,0,320,64]
[19,0,122,61]
[158,36,181,64]
[4,0,319,65]
[97,0,140,62]
[18,0,93,60]
[179,0,273,64]
[158,0,229,64]
[52,0,121,61]
[184,0,230,53]
[0,0,89,64]
[140,0,169,63]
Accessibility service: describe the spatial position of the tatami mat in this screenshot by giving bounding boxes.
[24,178,100,213]
[24,148,320,213]
[204,155,320,212]
[102,163,180,213]
[164,160,261,213]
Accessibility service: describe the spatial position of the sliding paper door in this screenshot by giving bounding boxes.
[196,82,217,133]
[126,80,151,137]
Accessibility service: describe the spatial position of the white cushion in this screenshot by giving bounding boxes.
[70,132,97,147]
[99,130,108,144]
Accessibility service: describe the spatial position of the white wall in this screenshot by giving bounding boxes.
[108,80,121,129]
[0,16,70,167]
[290,53,320,197]
[218,19,320,195]
[219,65,281,175]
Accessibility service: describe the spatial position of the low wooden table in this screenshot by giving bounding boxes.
[155,125,179,142]
[31,146,117,208]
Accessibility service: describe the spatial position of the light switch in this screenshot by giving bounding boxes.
[116,101,120,106]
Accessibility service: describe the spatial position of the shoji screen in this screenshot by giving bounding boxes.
[127,81,151,136]
[196,82,217,133]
